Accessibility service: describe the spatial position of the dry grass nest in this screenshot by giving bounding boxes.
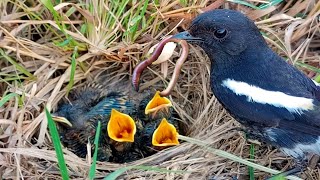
[1,0,320,179]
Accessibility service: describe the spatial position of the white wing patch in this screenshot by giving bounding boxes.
[312,80,320,87]
[222,78,314,114]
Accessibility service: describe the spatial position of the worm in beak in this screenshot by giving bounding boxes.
[132,36,189,96]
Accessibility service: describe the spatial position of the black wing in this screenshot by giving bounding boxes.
[212,53,320,136]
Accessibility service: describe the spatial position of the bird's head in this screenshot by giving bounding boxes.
[152,118,179,147]
[144,91,173,120]
[172,9,266,58]
[107,109,137,143]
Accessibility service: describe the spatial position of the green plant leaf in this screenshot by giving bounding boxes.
[0,93,17,108]
[66,46,78,96]
[89,121,101,180]
[40,0,77,48]
[178,135,302,180]
[40,0,66,33]
[259,0,283,9]
[227,0,260,9]
[129,0,149,41]
[249,144,255,180]
[314,74,320,83]
[104,165,188,180]
[46,108,69,180]
[295,62,320,74]
[179,0,187,6]
[0,49,36,80]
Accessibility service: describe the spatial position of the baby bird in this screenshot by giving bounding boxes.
[137,92,181,156]
[54,83,141,161]
[54,79,180,162]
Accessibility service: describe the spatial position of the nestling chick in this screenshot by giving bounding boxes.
[138,93,181,156]
[54,79,182,162]
[54,82,143,162]
[138,117,180,156]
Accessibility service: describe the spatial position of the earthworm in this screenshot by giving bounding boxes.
[132,37,189,97]
[132,36,173,91]
[160,40,188,96]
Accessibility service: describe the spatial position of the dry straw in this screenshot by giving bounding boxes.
[0,0,320,179]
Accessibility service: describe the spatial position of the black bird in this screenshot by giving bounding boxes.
[172,9,320,169]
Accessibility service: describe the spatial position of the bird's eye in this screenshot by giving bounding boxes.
[213,28,228,39]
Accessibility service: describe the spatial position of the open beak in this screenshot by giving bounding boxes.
[52,115,73,127]
[107,109,136,142]
[145,91,172,118]
[171,31,203,42]
[152,118,179,147]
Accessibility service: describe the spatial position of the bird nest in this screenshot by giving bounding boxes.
[1,1,320,179]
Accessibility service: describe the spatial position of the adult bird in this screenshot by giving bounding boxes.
[171,9,320,171]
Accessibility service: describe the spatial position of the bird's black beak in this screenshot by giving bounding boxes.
[171,31,203,42]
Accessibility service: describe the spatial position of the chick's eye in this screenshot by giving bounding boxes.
[213,28,228,39]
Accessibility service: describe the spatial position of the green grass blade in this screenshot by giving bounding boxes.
[178,135,302,180]
[249,144,255,180]
[40,0,78,48]
[295,62,320,74]
[179,0,187,6]
[104,166,130,180]
[227,0,260,9]
[314,74,320,83]
[259,0,283,9]
[40,0,66,33]
[66,46,78,96]
[0,49,36,80]
[130,0,149,41]
[45,108,69,180]
[0,93,17,108]
[104,165,188,180]
[56,37,73,47]
[116,0,130,18]
[269,175,286,180]
[40,0,58,17]
[89,121,101,180]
